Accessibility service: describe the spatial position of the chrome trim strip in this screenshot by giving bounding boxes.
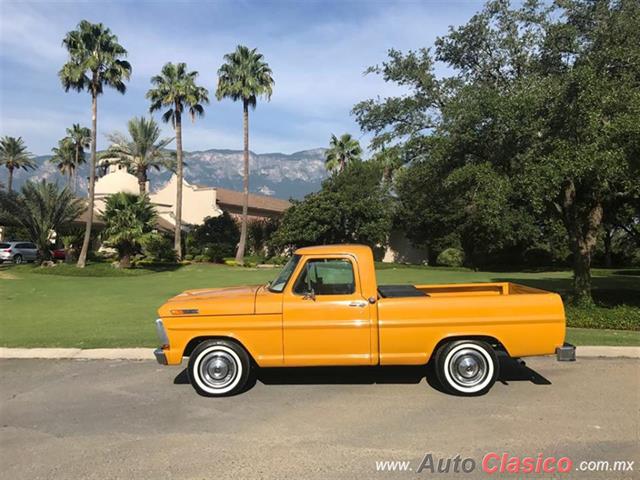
[155,318,170,347]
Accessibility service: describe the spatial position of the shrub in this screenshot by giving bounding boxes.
[566,304,639,331]
[141,233,177,263]
[248,217,280,255]
[202,242,235,263]
[101,192,156,268]
[184,254,193,261]
[187,212,239,256]
[265,255,289,265]
[436,248,464,267]
[193,254,208,263]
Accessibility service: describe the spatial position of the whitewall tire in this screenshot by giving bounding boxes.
[435,340,498,396]
[188,340,251,397]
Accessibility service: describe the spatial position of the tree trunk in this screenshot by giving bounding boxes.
[174,110,183,260]
[119,252,132,269]
[77,92,98,268]
[138,168,147,195]
[74,146,80,194]
[235,100,250,265]
[603,227,613,268]
[7,166,13,193]
[560,180,602,302]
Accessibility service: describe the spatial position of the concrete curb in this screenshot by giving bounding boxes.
[576,346,640,358]
[0,346,639,360]
[0,348,153,360]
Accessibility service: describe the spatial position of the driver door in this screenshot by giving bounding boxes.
[282,256,372,366]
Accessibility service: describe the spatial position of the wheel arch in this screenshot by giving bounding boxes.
[431,334,510,362]
[183,335,257,365]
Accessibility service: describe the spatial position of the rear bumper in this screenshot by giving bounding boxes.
[556,343,576,361]
[154,347,168,365]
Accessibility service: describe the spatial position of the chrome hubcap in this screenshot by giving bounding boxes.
[449,349,487,387]
[200,351,237,389]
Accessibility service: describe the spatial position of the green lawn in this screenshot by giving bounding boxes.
[0,262,638,348]
[565,328,640,346]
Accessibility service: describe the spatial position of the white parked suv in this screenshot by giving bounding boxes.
[0,241,38,264]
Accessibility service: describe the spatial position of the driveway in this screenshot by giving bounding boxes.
[0,357,637,479]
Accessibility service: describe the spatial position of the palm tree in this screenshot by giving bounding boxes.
[104,117,175,195]
[216,45,274,265]
[0,180,83,260]
[0,136,35,192]
[147,62,209,259]
[101,192,156,268]
[325,133,362,174]
[65,123,91,192]
[50,138,77,186]
[59,20,131,268]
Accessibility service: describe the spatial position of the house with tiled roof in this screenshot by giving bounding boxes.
[92,164,290,231]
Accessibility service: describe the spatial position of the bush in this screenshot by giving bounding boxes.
[248,218,280,255]
[202,242,235,263]
[187,212,239,256]
[184,254,193,261]
[264,255,289,265]
[436,248,464,267]
[193,254,208,263]
[141,233,177,263]
[566,304,639,331]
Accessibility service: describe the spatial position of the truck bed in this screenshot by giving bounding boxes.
[378,282,548,298]
[414,282,547,297]
[376,282,565,363]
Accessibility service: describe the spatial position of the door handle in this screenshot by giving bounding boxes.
[348,301,367,307]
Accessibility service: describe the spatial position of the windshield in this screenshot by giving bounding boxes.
[268,255,301,293]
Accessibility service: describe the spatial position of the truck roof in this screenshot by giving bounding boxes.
[294,244,372,257]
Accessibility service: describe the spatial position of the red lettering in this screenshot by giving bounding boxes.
[543,457,556,473]
[557,457,573,472]
[482,453,500,474]
[506,457,520,473]
[521,457,535,473]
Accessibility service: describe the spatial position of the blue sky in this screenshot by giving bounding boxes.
[0,0,484,155]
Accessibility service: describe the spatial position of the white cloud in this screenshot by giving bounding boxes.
[0,1,479,154]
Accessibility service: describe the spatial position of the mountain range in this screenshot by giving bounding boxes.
[9,148,329,200]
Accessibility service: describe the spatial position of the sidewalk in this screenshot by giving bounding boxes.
[1,346,638,360]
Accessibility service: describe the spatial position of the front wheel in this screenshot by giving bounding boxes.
[435,340,498,396]
[188,339,251,397]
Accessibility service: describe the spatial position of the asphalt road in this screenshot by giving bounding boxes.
[0,357,638,480]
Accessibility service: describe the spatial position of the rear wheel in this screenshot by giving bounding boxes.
[435,340,498,396]
[13,254,23,265]
[188,339,251,397]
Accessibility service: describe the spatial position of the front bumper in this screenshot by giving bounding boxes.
[154,347,168,365]
[556,342,576,361]
[154,318,170,365]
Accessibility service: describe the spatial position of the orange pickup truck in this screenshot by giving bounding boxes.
[154,244,574,396]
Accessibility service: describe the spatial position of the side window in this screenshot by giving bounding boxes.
[293,258,355,295]
[16,243,28,249]
[27,243,37,249]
